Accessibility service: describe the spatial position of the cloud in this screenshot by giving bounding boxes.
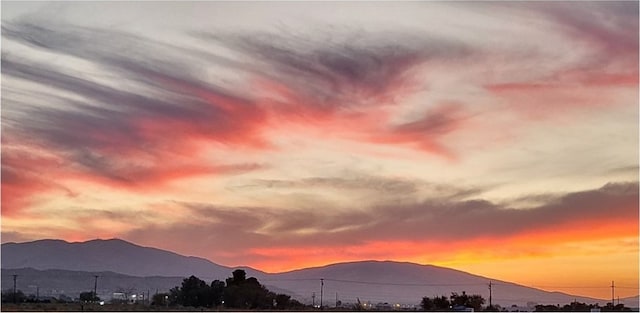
[196,29,480,158]
[371,102,472,158]
[199,29,469,112]
[1,22,273,213]
[236,174,485,204]
[0,145,73,216]
[0,17,482,217]
[0,231,34,243]
[2,4,637,271]
[480,2,638,119]
[534,2,638,60]
[120,182,638,267]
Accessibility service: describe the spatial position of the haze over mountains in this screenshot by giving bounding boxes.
[1,239,636,307]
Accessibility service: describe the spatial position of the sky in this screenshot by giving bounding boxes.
[1,1,638,300]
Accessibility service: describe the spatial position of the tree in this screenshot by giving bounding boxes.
[177,275,212,307]
[211,280,225,307]
[152,293,170,306]
[168,287,180,306]
[421,295,450,311]
[535,304,561,311]
[275,293,291,310]
[79,291,100,302]
[561,301,593,312]
[451,291,485,311]
[223,270,275,309]
[433,295,451,311]
[421,297,435,311]
[167,270,301,310]
[467,294,486,311]
[1,290,26,303]
[228,269,246,285]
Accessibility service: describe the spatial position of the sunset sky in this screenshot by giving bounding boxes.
[1,1,638,300]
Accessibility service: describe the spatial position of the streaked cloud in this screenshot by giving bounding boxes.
[1,1,637,299]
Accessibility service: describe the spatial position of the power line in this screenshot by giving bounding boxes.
[262,277,636,290]
[530,285,615,289]
[323,278,487,287]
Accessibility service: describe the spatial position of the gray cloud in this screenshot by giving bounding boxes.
[1,21,269,192]
[198,29,471,112]
[235,174,485,203]
[534,2,638,59]
[123,181,638,261]
[1,18,477,204]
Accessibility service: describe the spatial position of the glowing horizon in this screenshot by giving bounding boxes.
[1,1,638,301]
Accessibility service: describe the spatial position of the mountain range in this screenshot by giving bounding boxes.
[2,239,637,308]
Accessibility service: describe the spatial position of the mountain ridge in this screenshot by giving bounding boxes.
[1,238,632,307]
[1,238,264,279]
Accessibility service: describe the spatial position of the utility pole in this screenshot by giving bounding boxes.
[93,275,99,302]
[320,278,324,310]
[488,281,493,309]
[12,275,17,304]
[312,292,316,308]
[335,292,338,308]
[611,281,615,306]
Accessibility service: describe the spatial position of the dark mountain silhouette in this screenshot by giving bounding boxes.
[1,239,263,280]
[1,239,626,307]
[258,260,608,307]
[1,267,182,300]
[0,267,293,302]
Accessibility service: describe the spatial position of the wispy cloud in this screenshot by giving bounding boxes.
[1,2,637,296]
[117,182,638,267]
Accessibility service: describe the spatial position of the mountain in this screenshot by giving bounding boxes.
[1,239,263,280]
[1,267,183,300]
[257,260,605,307]
[619,296,640,309]
[0,239,614,307]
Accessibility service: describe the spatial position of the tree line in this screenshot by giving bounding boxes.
[420,291,489,311]
[153,269,307,310]
[2,271,635,312]
[420,292,634,312]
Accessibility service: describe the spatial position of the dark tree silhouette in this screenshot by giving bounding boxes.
[433,295,451,311]
[1,290,26,303]
[224,269,275,309]
[79,291,100,302]
[275,293,291,310]
[421,297,435,311]
[151,292,170,306]
[421,295,451,311]
[451,291,485,311]
[176,275,212,307]
[168,270,306,310]
[211,280,225,306]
